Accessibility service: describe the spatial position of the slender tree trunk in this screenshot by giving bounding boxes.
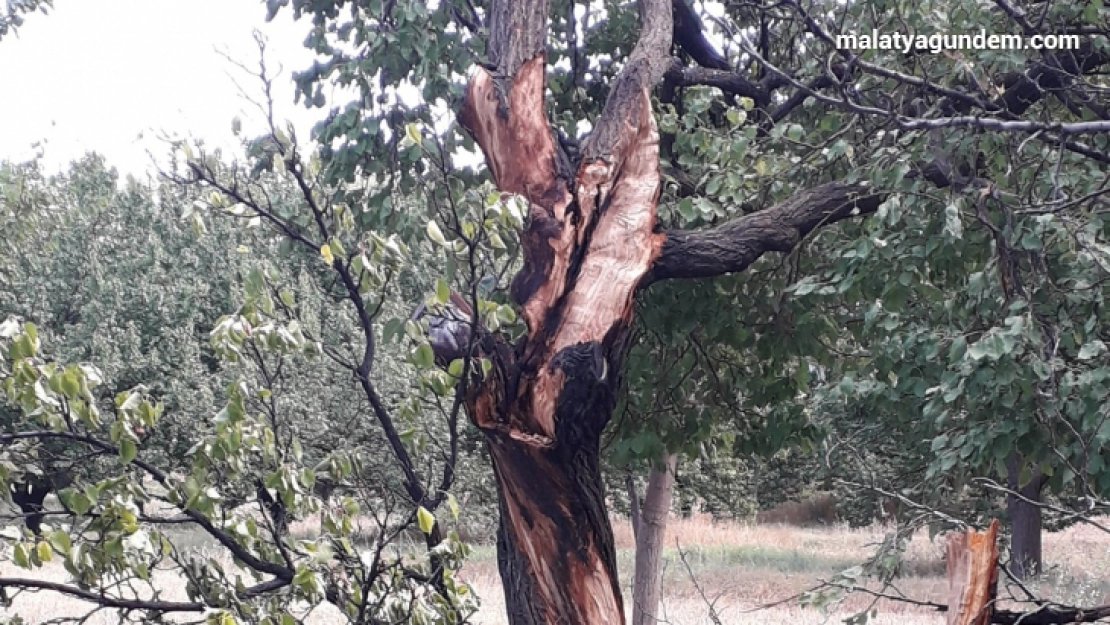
[631,454,677,625]
[1006,455,1045,580]
[626,473,642,541]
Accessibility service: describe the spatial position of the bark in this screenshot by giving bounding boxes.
[459,0,673,621]
[11,479,50,536]
[257,481,289,537]
[626,474,642,541]
[1006,456,1046,580]
[631,454,677,625]
[646,182,885,284]
[671,0,730,71]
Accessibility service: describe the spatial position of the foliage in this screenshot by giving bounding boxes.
[0,0,50,40]
[3,0,1110,620]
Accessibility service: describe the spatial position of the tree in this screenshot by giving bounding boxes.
[268,0,1108,619]
[3,0,1109,620]
[0,155,249,529]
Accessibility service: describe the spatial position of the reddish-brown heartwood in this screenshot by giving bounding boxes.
[946,520,1000,625]
[456,0,880,622]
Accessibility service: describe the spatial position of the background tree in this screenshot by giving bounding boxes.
[0,99,483,622]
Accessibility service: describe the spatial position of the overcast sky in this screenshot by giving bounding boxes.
[0,0,322,176]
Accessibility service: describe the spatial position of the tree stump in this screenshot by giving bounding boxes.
[946,520,1000,625]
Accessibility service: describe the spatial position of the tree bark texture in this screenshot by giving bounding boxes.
[631,454,677,625]
[459,0,892,622]
[459,0,672,621]
[626,473,642,541]
[1006,455,1046,580]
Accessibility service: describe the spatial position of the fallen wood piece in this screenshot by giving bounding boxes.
[947,519,1000,625]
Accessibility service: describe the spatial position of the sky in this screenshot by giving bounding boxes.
[0,0,323,177]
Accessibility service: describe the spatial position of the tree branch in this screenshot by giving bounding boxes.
[0,431,292,581]
[644,182,885,284]
[992,604,1110,625]
[671,0,729,71]
[0,576,288,613]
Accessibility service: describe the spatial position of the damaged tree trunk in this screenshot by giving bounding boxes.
[458,0,672,621]
[458,0,882,622]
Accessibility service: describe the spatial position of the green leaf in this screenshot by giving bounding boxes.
[426,220,447,246]
[1078,340,1105,360]
[13,543,30,568]
[949,336,967,363]
[496,305,517,324]
[36,540,53,562]
[120,439,137,464]
[448,358,465,377]
[48,530,71,556]
[414,344,435,369]
[447,493,460,521]
[1084,0,1103,23]
[416,506,435,535]
[320,243,334,265]
[61,372,80,398]
[435,278,451,305]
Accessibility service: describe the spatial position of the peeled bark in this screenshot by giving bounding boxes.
[631,454,677,625]
[458,0,672,621]
[945,520,1000,625]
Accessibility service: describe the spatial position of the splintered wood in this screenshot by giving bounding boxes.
[946,520,1000,625]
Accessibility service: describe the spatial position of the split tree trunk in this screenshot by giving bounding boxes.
[458,0,673,621]
[631,454,678,625]
[457,0,883,622]
[945,520,1000,625]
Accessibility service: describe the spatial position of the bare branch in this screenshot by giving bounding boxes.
[645,182,885,283]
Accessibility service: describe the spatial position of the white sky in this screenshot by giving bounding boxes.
[0,0,322,177]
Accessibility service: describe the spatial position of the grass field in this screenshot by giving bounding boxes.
[3,513,1109,624]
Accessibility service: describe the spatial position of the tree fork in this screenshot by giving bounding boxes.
[459,0,672,620]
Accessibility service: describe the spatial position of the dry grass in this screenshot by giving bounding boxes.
[4,514,1109,624]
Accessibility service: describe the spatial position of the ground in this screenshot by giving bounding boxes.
[3,511,1109,624]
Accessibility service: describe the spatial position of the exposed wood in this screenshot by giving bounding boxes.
[645,182,885,284]
[460,0,676,621]
[487,433,623,625]
[460,55,576,343]
[946,520,1000,625]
